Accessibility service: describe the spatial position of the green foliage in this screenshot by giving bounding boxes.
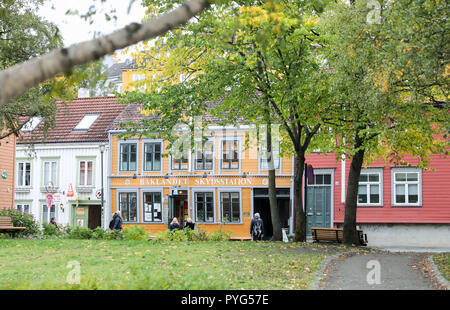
[0,209,40,237]
[66,226,93,240]
[122,225,150,241]
[208,230,231,241]
[91,226,106,240]
[103,229,124,240]
[42,223,63,237]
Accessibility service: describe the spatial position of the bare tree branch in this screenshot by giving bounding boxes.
[0,0,211,106]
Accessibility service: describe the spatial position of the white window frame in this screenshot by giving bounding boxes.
[194,137,214,171]
[258,140,281,172]
[78,159,95,187]
[357,168,383,207]
[220,137,241,171]
[391,168,422,207]
[17,161,32,188]
[142,140,163,172]
[42,159,59,187]
[16,203,31,214]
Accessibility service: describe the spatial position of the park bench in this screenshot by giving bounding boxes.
[0,216,26,236]
[311,227,367,246]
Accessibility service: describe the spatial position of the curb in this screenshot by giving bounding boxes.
[428,255,450,289]
[309,250,355,290]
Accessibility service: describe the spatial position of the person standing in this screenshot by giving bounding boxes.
[250,213,264,241]
[110,211,123,231]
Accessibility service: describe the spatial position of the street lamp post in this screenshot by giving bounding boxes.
[99,144,105,228]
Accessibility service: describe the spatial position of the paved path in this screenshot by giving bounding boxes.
[319,251,446,290]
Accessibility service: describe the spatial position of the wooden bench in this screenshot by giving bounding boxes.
[311,227,367,246]
[0,217,26,236]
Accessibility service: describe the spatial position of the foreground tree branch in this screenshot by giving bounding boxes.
[0,0,211,106]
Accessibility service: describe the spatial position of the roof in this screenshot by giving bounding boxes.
[106,60,133,79]
[18,97,129,144]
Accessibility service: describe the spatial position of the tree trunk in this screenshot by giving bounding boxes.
[343,134,365,245]
[266,123,282,241]
[293,154,307,242]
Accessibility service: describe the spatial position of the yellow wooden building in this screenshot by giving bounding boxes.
[107,104,294,239]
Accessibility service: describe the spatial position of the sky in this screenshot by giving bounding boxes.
[38,0,146,63]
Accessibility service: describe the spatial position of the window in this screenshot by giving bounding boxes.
[73,114,100,131]
[119,143,137,172]
[43,160,57,186]
[143,192,162,222]
[357,169,382,206]
[171,146,189,171]
[132,73,146,91]
[119,192,137,222]
[79,160,94,186]
[221,139,239,170]
[220,192,240,223]
[21,116,42,132]
[392,168,421,206]
[260,140,281,170]
[195,140,213,170]
[144,142,162,171]
[42,204,56,223]
[17,162,31,187]
[194,192,214,223]
[16,204,30,214]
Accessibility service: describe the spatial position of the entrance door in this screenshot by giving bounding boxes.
[88,205,101,229]
[168,193,188,228]
[253,188,291,240]
[306,173,332,234]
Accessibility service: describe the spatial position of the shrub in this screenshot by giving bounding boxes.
[67,226,93,239]
[208,230,231,241]
[92,227,106,240]
[42,223,63,237]
[104,229,123,240]
[153,229,174,241]
[171,229,188,241]
[0,209,40,237]
[122,226,150,241]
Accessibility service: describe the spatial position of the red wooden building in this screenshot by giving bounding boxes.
[304,152,450,247]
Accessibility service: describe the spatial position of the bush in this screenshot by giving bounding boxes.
[104,229,123,240]
[171,229,188,241]
[92,227,106,240]
[0,209,40,237]
[153,229,174,241]
[208,230,231,241]
[66,226,93,239]
[122,226,150,241]
[42,223,63,237]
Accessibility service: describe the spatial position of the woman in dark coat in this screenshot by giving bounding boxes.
[111,211,123,230]
[169,217,181,231]
[184,218,195,230]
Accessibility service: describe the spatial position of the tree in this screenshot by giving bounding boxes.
[0,0,213,137]
[121,0,334,242]
[320,0,448,245]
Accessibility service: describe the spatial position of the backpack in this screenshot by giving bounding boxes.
[253,219,262,236]
[109,218,114,230]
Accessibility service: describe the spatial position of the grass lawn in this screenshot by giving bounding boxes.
[433,253,450,282]
[0,239,349,290]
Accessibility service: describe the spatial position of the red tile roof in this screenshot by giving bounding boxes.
[18,97,128,144]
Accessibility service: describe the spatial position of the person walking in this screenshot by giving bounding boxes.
[169,217,181,231]
[110,211,123,231]
[250,213,264,241]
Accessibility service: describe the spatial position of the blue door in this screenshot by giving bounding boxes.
[306,173,332,235]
